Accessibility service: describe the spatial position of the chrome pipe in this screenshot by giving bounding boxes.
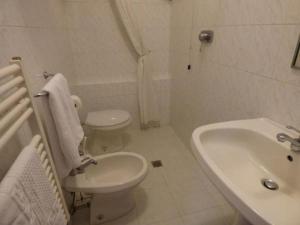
[34,91,49,97]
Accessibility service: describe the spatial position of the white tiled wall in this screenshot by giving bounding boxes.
[65,0,171,125]
[0,0,74,93]
[170,0,300,145]
[65,0,136,84]
[71,77,170,127]
[0,0,74,178]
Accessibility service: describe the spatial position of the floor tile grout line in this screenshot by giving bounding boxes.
[161,168,196,218]
[146,216,184,225]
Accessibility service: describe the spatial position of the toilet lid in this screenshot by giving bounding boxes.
[86,110,131,127]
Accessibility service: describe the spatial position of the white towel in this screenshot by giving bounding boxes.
[43,74,84,171]
[0,145,66,225]
[38,98,72,180]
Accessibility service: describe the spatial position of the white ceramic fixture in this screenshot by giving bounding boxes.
[85,110,132,155]
[64,152,148,224]
[191,118,300,225]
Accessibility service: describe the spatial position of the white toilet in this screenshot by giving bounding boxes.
[64,152,148,225]
[85,110,132,155]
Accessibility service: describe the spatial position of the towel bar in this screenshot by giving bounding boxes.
[34,71,57,97]
[34,90,49,97]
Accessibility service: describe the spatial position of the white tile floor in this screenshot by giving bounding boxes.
[71,126,236,225]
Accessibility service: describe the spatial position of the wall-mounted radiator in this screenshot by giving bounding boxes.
[0,57,70,222]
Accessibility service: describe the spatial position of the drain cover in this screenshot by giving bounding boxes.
[97,214,104,221]
[261,179,279,190]
[151,160,163,168]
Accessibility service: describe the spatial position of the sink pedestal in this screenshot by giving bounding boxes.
[233,213,251,225]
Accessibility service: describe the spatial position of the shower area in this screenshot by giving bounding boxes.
[65,0,171,129]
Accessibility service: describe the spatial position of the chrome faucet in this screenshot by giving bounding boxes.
[276,125,300,152]
[79,157,98,169]
[70,157,98,176]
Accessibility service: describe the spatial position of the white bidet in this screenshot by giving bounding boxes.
[64,152,148,224]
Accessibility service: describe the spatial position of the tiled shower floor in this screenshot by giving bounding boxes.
[71,126,236,225]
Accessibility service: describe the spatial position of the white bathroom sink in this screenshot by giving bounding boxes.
[191,118,300,225]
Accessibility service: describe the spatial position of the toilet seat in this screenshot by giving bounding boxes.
[86,110,131,130]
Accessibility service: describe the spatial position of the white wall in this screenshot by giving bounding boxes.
[170,0,300,145]
[0,0,171,180]
[72,79,170,127]
[0,0,74,178]
[0,0,171,128]
[65,0,171,126]
[0,0,74,93]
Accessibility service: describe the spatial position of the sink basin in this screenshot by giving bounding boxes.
[191,118,300,225]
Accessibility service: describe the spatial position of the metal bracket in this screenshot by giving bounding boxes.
[199,30,214,43]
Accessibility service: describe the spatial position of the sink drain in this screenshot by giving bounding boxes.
[261,179,279,191]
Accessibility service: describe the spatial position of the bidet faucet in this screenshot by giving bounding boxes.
[79,157,98,169]
[70,157,98,176]
[276,125,300,152]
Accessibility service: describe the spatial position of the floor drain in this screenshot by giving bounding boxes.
[97,214,104,221]
[287,155,294,162]
[151,160,163,168]
[261,179,279,191]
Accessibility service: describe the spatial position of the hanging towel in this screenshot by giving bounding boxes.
[0,145,66,225]
[43,73,84,172]
[38,98,72,180]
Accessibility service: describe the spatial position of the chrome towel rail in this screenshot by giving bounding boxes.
[34,71,55,97]
[34,91,49,97]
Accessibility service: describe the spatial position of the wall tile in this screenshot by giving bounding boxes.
[170,0,300,146]
[66,0,171,126]
[71,78,171,127]
[0,0,74,181]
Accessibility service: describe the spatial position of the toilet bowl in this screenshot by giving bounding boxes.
[64,152,148,224]
[85,110,132,155]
